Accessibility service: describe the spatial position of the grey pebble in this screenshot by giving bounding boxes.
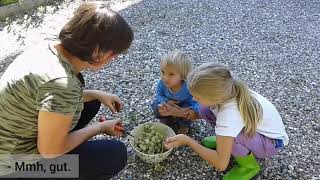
[0,0,319,179]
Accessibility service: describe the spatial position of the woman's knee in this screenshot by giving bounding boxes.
[113,141,127,171]
[84,99,101,115]
[73,140,127,178]
[71,100,101,131]
[100,140,127,175]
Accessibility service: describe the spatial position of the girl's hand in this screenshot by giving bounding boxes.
[99,117,124,136]
[98,92,123,113]
[164,134,191,149]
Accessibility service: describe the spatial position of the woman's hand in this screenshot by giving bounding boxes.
[164,134,191,149]
[99,117,124,136]
[98,92,123,113]
[83,90,123,113]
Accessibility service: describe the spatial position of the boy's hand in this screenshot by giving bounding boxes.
[163,103,185,117]
[159,108,171,116]
[167,100,179,106]
[184,109,199,120]
[158,104,171,116]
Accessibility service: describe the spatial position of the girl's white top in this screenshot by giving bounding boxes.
[211,91,289,145]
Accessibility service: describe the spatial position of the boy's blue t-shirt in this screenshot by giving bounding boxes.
[155,80,200,112]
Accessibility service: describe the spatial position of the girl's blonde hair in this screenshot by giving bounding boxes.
[161,51,192,80]
[188,63,263,137]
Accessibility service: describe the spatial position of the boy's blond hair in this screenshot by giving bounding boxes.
[188,63,263,137]
[160,51,192,80]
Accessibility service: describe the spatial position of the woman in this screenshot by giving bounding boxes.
[0,2,133,179]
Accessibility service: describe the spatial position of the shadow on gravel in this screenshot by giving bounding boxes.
[1,0,67,26]
[0,0,70,73]
[0,0,70,41]
[0,51,21,76]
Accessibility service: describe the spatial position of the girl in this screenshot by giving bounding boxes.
[151,51,200,134]
[164,63,289,180]
[0,2,133,179]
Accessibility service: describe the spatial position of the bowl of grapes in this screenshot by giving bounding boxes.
[129,122,176,164]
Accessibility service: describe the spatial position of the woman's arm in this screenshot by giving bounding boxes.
[83,89,104,102]
[165,134,234,171]
[37,111,121,158]
[83,90,123,113]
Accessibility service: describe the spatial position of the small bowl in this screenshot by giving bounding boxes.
[129,122,176,164]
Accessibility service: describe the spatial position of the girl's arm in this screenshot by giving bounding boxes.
[37,111,122,158]
[188,135,234,171]
[165,134,234,171]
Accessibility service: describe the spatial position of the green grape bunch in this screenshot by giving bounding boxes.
[134,124,166,155]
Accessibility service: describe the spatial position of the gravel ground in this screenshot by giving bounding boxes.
[1,0,320,179]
